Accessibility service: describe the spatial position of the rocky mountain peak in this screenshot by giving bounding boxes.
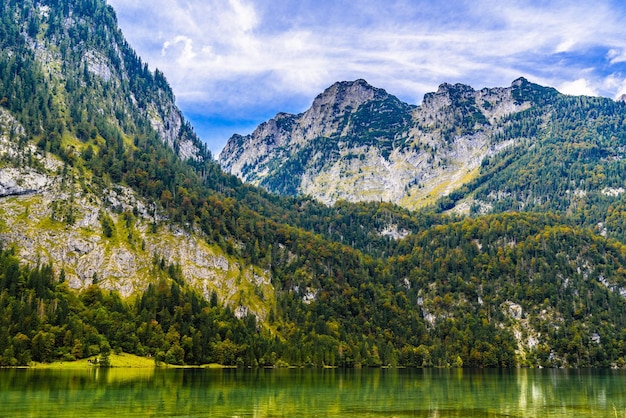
[434,82,476,96]
[295,79,400,142]
[511,76,530,87]
[300,79,393,134]
[421,82,477,115]
[311,79,381,111]
[218,78,413,190]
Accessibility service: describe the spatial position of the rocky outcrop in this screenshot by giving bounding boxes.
[0,168,50,197]
[219,79,535,209]
[147,100,204,162]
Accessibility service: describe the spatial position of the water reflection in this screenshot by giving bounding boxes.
[0,368,624,417]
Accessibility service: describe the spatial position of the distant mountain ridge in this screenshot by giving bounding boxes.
[219,77,538,208]
[221,77,626,243]
[220,79,413,197]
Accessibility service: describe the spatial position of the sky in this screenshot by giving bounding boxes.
[105,0,626,156]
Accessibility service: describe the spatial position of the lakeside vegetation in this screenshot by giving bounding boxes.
[29,353,155,369]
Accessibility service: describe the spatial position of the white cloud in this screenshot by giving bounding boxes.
[558,79,599,96]
[161,36,197,66]
[106,0,626,152]
[228,0,258,32]
[608,49,626,64]
[605,75,626,99]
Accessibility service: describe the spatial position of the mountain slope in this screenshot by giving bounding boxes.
[220,79,415,203]
[0,0,275,316]
[1,0,208,163]
[434,87,626,242]
[0,125,274,317]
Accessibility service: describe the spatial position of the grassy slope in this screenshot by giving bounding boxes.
[30,353,233,369]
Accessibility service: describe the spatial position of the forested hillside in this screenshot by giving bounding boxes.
[0,0,625,368]
[439,84,626,242]
[2,212,625,367]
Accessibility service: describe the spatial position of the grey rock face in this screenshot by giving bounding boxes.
[147,101,203,162]
[219,79,398,183]
[0,168,50,197]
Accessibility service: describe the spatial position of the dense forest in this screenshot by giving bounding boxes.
[1,0,626,369]
[2,211,625,368]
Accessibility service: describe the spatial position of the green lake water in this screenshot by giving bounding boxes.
[0,368,624,417]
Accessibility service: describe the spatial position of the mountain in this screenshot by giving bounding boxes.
[219,78,533,208]
[221,77,626,242]
[220,79,414,203]
[1,0,625,369]
[1,0,208,163]
[0,0,273,314]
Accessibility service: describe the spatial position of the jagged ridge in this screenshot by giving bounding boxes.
[219,78,539,208]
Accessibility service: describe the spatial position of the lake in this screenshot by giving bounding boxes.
[0,368,624,417]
